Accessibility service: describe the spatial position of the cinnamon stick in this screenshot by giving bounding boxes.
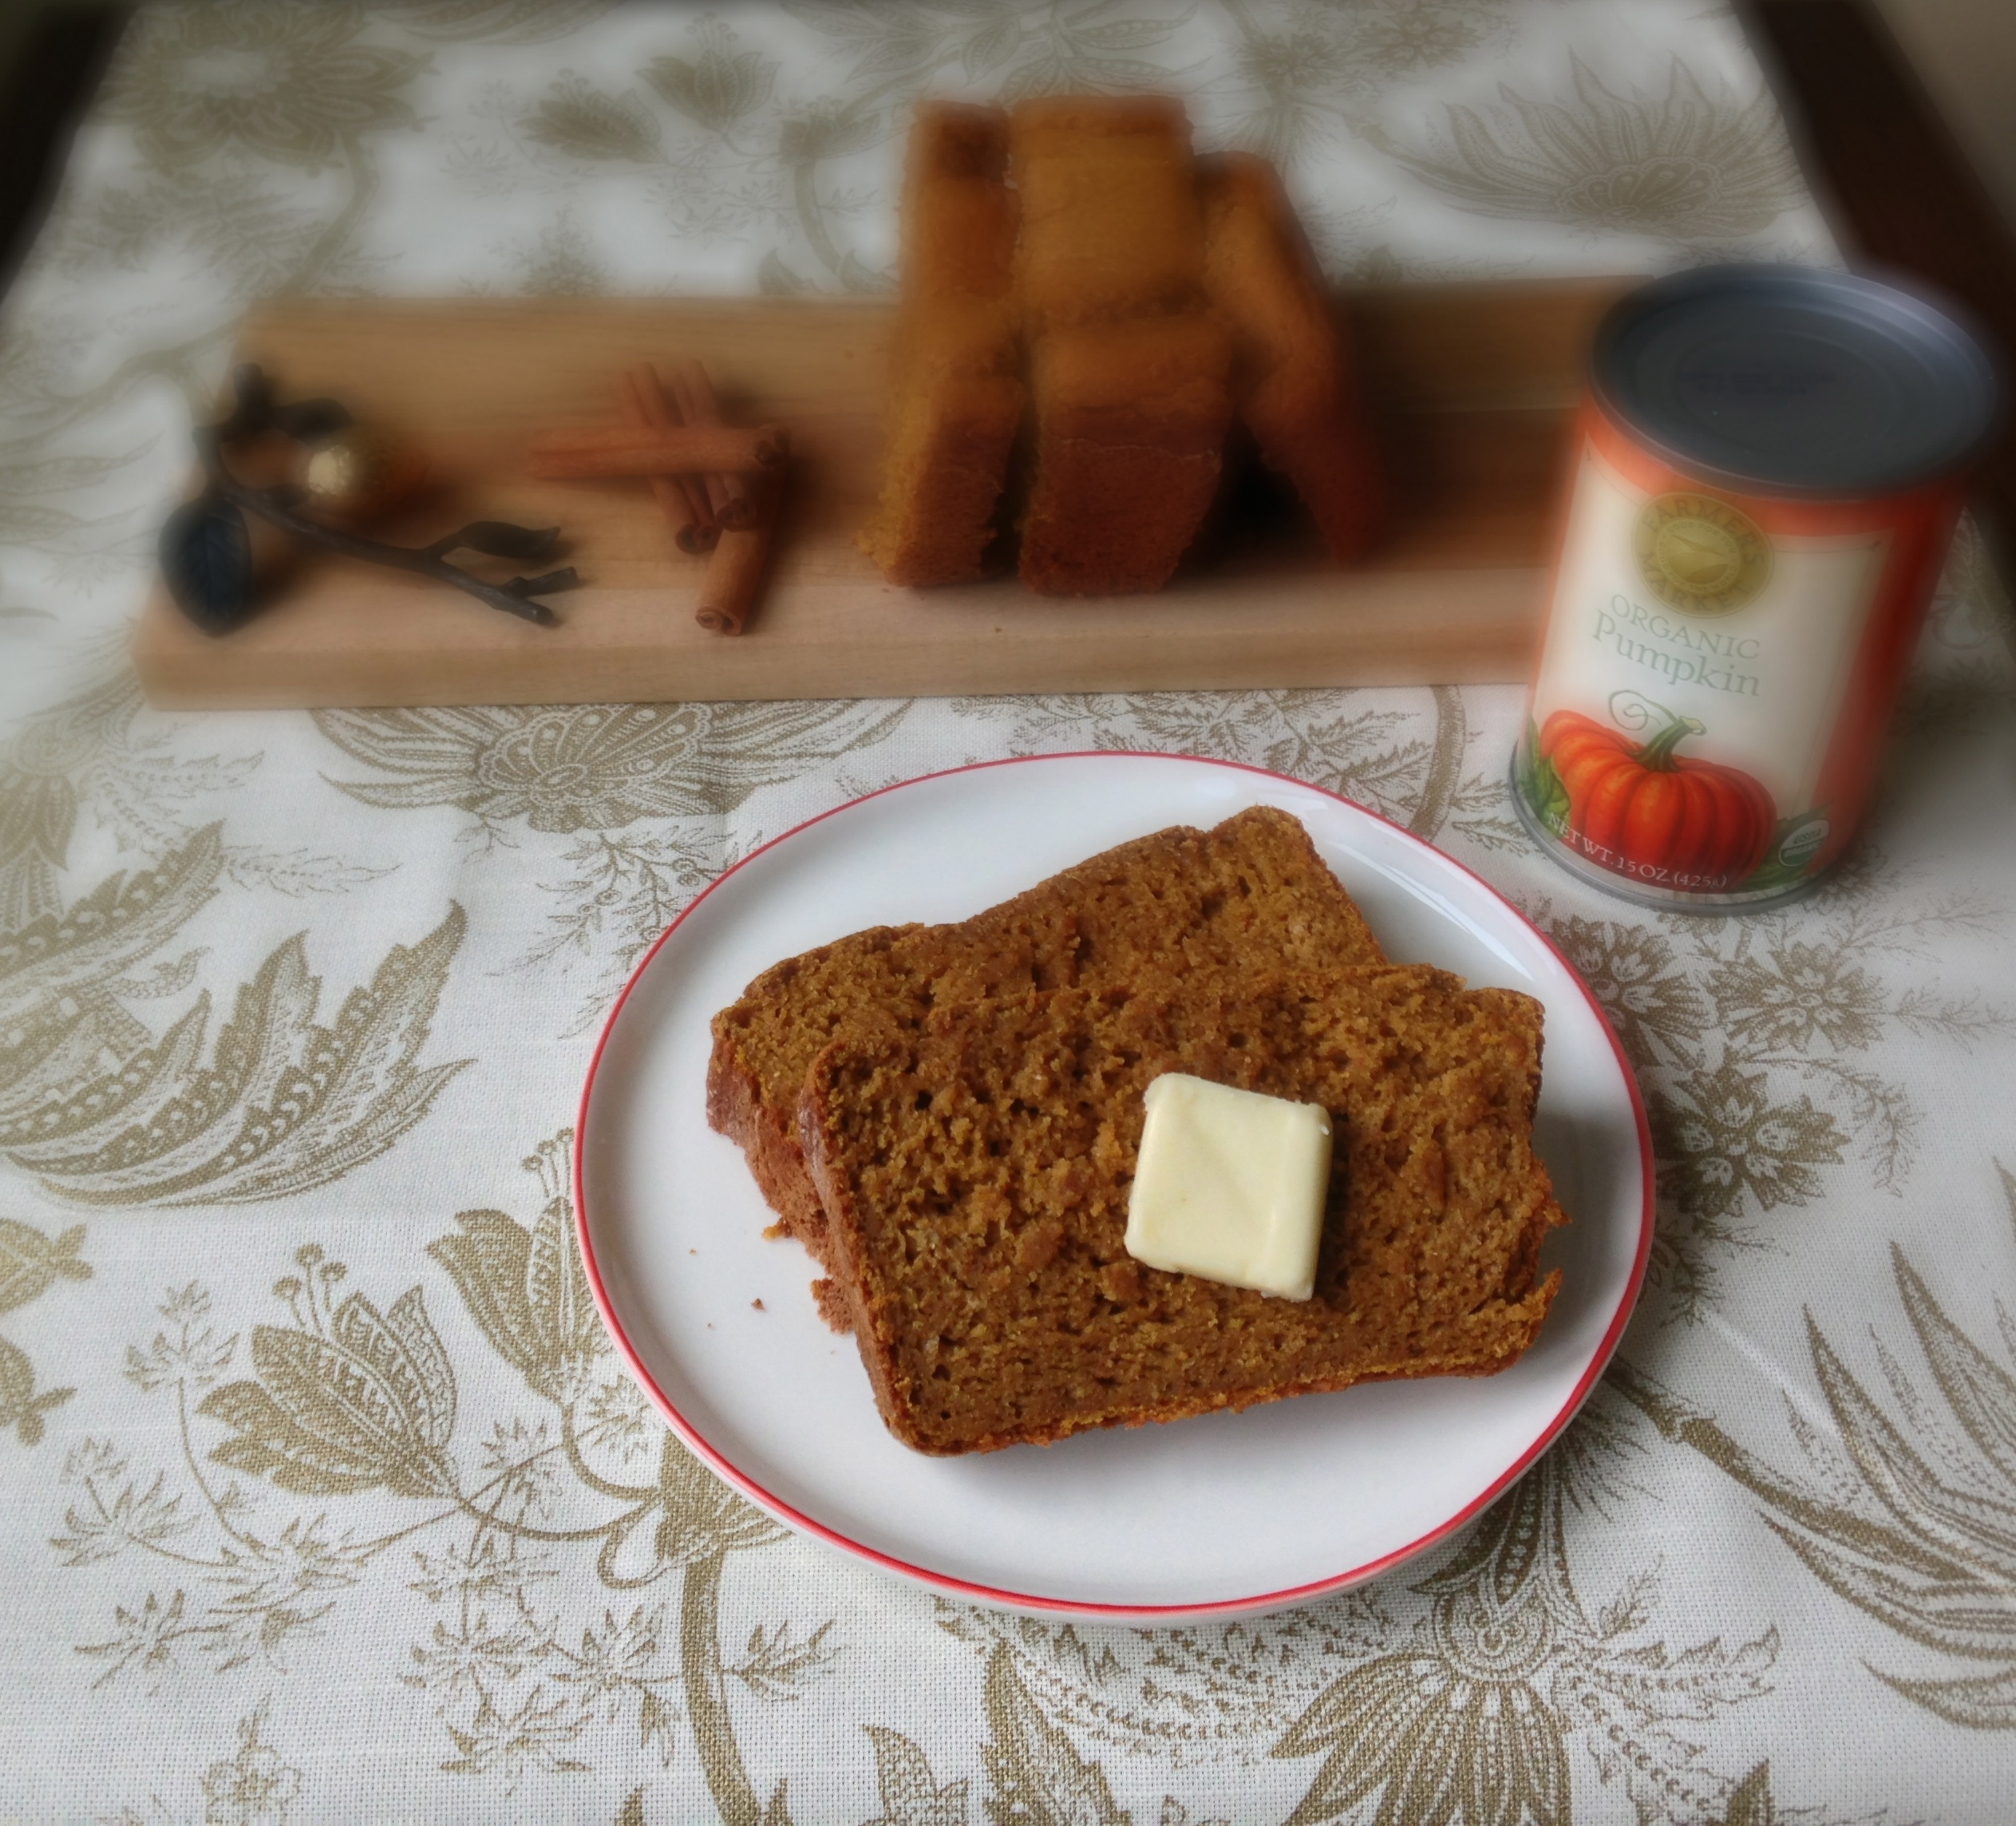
[526,423,789,479]
[619,365,716,555]
[669,359,758,533]
[696,477,777,635]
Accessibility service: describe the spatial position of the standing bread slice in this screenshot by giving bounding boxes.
[860,103,1024,586]
[1018,314,1231,596]
[1200,151,1388,562]
[1010,95,1232,595]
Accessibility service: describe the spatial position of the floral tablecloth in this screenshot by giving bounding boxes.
[2,3,2013,1821]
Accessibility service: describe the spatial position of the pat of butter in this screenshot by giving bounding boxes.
[1124,1073,1333,1300]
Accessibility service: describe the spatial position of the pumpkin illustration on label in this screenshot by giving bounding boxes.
[1539,694,1777,889]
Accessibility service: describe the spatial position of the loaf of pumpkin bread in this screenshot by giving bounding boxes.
[800,968,1564,1453]
[706,806,1386,1324]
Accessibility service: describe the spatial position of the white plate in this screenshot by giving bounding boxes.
[575,753,1651,1622]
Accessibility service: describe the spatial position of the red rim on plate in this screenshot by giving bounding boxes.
[574,753,1655,1620]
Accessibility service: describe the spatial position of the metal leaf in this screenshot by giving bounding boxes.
[270,397,353,443]
[197,1375,386,1495]
[0,1333,73,1446]
[1765,1520,2016,1658]
[1808,1318,2016,1572]
[864,1725,970,1826]
[504,567,578,598]
[655,1434,786,1564]
[437,520,559,560]
[1722,1761,1775,1826]
[0,825,224,1032]
[16,903,470,1206]
[158,496,253,635]
[229,364,275,425]
[376,1286,459,1454]
[223,1306,453,1498]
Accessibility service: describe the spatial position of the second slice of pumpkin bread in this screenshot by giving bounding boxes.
[800,968,1564,1454]
[1009,94,1232,594]
[706,806,1386,1318]
[1018,314,1234,595]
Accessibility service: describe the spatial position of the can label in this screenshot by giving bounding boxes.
[1516,406,1959,907]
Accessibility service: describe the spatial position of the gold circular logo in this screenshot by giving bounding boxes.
[1633,492,1772,616]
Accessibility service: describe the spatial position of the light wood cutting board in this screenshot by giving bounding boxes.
[130,279,1627,709]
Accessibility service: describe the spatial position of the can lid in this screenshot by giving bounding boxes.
[1593,264,1999,496]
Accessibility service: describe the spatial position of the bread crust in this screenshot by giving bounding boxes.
[707,923,927,1272]
[1010,94,1202,329]
[704,1023,830,1247]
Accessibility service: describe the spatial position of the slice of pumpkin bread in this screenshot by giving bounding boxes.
[706,806,1386,1311]
[1010,93,1203,327]
[800,968,1564,1454]
[1009,94,1232,594]
[1200,151,1389,562]
[859,102,1024,586]
[1018,314,1233,596]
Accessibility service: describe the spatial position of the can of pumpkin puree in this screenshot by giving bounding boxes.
[1512,265,1998,911]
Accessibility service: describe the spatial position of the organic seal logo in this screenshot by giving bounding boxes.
[1634,492,1772,615]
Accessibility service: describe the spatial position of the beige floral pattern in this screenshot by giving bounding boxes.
[0,823,471,1207]
[1526,868,2011,1332]
[1368,54,1805,243]
[0,670,397,928]
[0,1218,89,1443]
[1653,1062,1847,1221]
[951,1401,1782,1825]
[952,686,1524,852]
[379,0,619,42]
[316,700,907,834]
[0,1,2008,1820]
[523,71,664,164]
[102,3,425,172]
[55,1139,833,1807]
[1544,917,1709,1069]
[96,1704,305,1823]
[1617,1188,2016,1730]
[314,698,907,1030]
[1219,0,1513,164]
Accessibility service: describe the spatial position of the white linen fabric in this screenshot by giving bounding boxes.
[0,3,2010,1820]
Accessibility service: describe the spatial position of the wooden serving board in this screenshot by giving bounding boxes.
[131,279,1627,709]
